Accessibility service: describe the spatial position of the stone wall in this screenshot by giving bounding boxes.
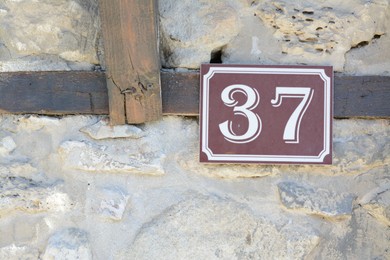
[0,0,101,71]
[159,0,390,74]
[0,0,389,259]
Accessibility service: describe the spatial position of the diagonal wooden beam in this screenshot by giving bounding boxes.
[0,71,389,118]
[98,0,162,125]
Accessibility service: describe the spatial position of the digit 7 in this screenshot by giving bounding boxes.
[271,87,314,143]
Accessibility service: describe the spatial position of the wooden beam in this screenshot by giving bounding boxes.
[98,0,162,125]
[160,70,200,116]
[0,71,389,118]
[0,71,108,115]
[334,76,390,118]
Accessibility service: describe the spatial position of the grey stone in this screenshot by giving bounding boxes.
[0,114,389,259]
[0,163,39,180]
[87,186,130,221]
[314,206,390,259]
[16,115,61,132]
[345,207,390,259]
[0,221,14,246]
[332,119,390,173]
[159,0,389,73]
[42,228,92,260]
[13,219,36,243]
[0,165,71,215]
[159,0,242,68]
[0,0,100,72]
[0,54,95,72]
[249,0,388,71]
[58,140,165,175]
[0,245,39,260]
[0,136,16,156]
[359,182,390,226]
[345,4,390,75]
[278,181,356,217]
[80,119,145,140]
[121,194,319,259]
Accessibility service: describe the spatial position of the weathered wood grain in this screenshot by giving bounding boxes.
[0,71,388,118]
[161,70,200,116]
[334,75,390,118]
[0,71,108,115]
[98,0,162,124]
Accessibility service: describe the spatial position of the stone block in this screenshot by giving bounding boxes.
[159,0,242,68]
[0,222,14,247]
[121,193,319,259]
[359,182,390,226]
[160,0,390,74]
[0,245,39,260]
[13,220,36,243]
[58,140,164,175]
[42,228,92,260]
[0,165,72,215]
[80,119,145,140]
[0,0,100,71]
[278,181,356,218]
[87,186,130,221]
[0,136,16,156]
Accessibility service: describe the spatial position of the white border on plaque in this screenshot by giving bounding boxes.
[201,67,331,163]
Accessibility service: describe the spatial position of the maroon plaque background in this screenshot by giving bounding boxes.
[200,64,333,164]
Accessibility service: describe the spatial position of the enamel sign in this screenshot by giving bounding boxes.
[200,64,333,164]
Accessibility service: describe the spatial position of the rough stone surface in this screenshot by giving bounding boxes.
[278,181,356,217]
[359,180,390,226]
[250,0,388,71]
[123,193,319,260]
[0,164,71,215]
[344,0,390,75]
[0,115,388,259]
[0,136,16,156]
[58,140,165,175]
[159,0,242,68]
[0,0,101,71]
[1,1,390,258]
[42,228,92,260]
[87,186,130,221]
[345,207,390,259]
[0,245,40,260]
[0,0,388,73]
[0,163,38,179]
[313,206,390,259]
[80,119,145,140]
[159,0,390,74]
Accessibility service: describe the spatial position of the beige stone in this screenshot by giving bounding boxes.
[86,186,130,221]
[0,165,72,215]
[0,136,16,156]
[42,228,92,260]
[123,193,319,260]
[0,0,100,71]
[159,0,243,68]
[58,140,165,175]
[80,119,145,140]
[0,245,39,260]
[0,114,388,259]
[344,3,390,75]
[278,181,355,218]
[160,0,390,74]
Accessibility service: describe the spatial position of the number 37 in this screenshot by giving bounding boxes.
[219,85,314,144]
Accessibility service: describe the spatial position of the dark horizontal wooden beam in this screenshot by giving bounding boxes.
[0,71,389,118]
[0,71,108,115]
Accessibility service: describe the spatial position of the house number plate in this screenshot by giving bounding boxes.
[200,64,333,164]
